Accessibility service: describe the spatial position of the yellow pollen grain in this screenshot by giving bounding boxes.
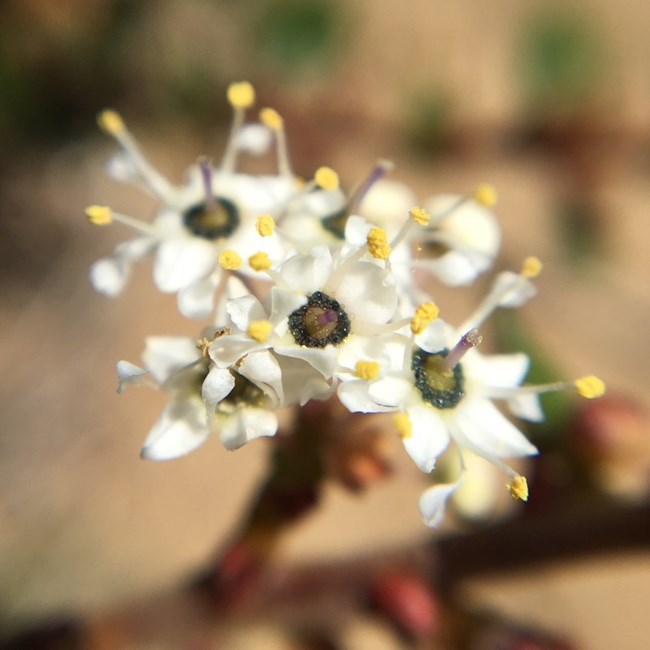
[575,375,606,399]
[394,413,412,440]
[410,302,440,335]
[85,205,113,225]
[473,183,498,207]
[218,250,243,270]
[247,320,273,343]
[227,81,255,109]
[196,337,212,359]
[256,214,275,237]
[260,107,284,131]
[355,360,381,381]
[367,227,391,260]
[522,256,543,278]
[314,166,339,191]
[508,475,529,502]
[97,109,125,135]
[410,206,431,226]
[249,251,272,271]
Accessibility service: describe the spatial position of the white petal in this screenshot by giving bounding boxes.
[177,276,218,319]
[270,288,307,326]
[368,377,411,408]
[143,337,201,385]
[154,238,218,293]
[116,360,147,393]
[227,294,267,331]
[202,367,235,408]
[235,123,272,155]
[275,345,337,378]
[90,257,130,296]
[279,247,332,294]
[404,405,450,472]
[452,399,538,459]
[469,352,530,389]
[238,350,283,403]
[492,271,537,308]
[414,251,478,286]
[338,381,395,413]
[209,335,260,368]
[336,262,397,324]
[218,408,277,450]
[141,397,209,460]
[276,355,334,405]
[344,215,372,247]
[415,320,449,354]
[360,179,416,231]
[418,479,463,528]
[508,393,545,422]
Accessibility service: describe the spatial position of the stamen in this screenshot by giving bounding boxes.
[248,251,272,272]
[575,375,606,399]
[367,227,392,260]
[390,206,432,250]
[218,250,243,271]
[521,256,543,278]
[256,214,276,237]
[198,157,216,210]
[355,360,381,380]
[260,107,293,177]
[96,109,174,202]
[410,206,431,226]
[314,166,340,191]
[221,81,255,174]
[442,329,482,371]
[410,302,439,335]
[247,320,274,343]
[394,413,412,440]
[507,475,529,502]
[473,183,498,208]
[85,205,156,235]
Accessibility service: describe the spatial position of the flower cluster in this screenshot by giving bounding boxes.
[88,82,605,527]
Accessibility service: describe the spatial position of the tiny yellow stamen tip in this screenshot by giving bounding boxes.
[218,250,243,271]
[575,375,606,399]
[247,320,273,343]
[85,205,113,225]
[355,360,381,381]
[227,81,255,109]
[367,227,391,260]
[248,251,272,272]
[196,337,212,359]
[508,475,529,502]
[394,413,412,440]
[256,215,276,237]
[522,256,543,278]
[409,206,431,226]
[473,183,498,207]
[97,109,125,135]
[260,107,284,131]
[410,302,440,334]
[314,166,339,191]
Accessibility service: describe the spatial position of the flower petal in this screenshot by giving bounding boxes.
[368,377,411,408]
[116,360,147,393]
[177,275,219,319]
[418,479,463,528]
[154,238,218,293]
[143,337,201,385]
[202,367,235,409]
[404,405,451,473]
[90,257,130,296]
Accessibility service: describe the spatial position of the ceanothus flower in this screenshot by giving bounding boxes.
[86,82,296,319]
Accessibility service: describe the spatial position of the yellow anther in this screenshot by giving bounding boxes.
[394,413,412,440]
[248,251,272,272]
[260,107,284,131]
[256,215,275,237]
[247,320,273,343]
[409,206,431,226]
[314,166,339,191]
[521,256,543,278]
[575,375,606,399]
[508,475,529,502]
[218,250,243,270]
[410,302,440,335]
[196,337,212,359]
[97,109,125,135]
[367,227,392,260]
[227,81,255,109]
[355,360,381,381]
[85,205,113,225]
[473,183,498,208]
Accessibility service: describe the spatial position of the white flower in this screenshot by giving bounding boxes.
[88,83,297,319]
[117,334,289,459]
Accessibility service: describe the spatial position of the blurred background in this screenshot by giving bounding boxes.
[1,0,649,648]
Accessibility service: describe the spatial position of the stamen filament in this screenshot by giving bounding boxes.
[221,82,255,174]
[442,329,482,371]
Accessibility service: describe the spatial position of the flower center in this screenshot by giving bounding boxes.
[183,198,240,240]
[412,347,465,409]
[288,291,351,348]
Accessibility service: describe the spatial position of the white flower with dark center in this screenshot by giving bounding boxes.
[210,235,400,383]
[117,334,293,459]
[87,82,297,319]
[337,258,606,526]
